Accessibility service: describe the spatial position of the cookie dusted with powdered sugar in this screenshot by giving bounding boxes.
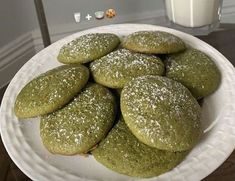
[165,49,221,99]
[40,83,116,155]
[14,65,89,118]
[121,75,202,152]
[90,49,164,88]
[122,31,186,54]
[57,33,120,64]
[92,119,188,178]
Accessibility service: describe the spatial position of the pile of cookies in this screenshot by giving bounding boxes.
[14,31,221,178]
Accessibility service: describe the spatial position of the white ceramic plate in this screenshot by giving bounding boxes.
[1,24,235,181]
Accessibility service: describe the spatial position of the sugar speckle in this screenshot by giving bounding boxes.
[121,75,201,151]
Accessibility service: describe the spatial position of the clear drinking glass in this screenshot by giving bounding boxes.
[165,0,223,35]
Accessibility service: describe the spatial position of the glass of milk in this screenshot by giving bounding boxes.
[165,0,223,34]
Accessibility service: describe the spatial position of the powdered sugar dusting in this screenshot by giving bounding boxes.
[123,31,186,54]
[15,65,89,118]
[165,49,221,99]
[58,33,120,63]
[121,75,201,151]
[90,49,164,88]
[40,83,116,155]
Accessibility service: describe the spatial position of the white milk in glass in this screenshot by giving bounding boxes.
[165,0,223,28]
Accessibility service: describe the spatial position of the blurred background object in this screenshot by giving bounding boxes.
[165,0,223,28]
[165,0,224,35]
[34,0,51,47]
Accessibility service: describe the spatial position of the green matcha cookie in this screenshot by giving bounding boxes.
[14,65,89,118]
[57,33,120,64]
[40,83,116,155]
[122,31,186,54]
[121,75,201,152]
[90,49,164,88]
[165,49,221,99]
[92,119,188,178]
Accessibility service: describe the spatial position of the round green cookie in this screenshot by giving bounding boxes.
[165,49,221,99]
[121,75,202,152]
[14,65,89,118]
[90,49,164,88]
[57,33,120,64]
[40,83,116,155]
[122,31,186,54]
[92,119,188,178]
